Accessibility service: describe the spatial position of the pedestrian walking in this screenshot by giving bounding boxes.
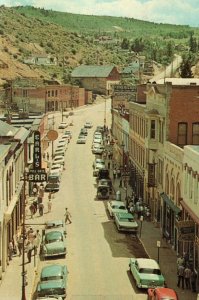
[191,268,197,292]
[177,255,185,269]
[113,169,117,180]
[48,199,52,213]
[26,241,33,263]
[32,184,38,197]
[117,168,121,178]
[64,208,72,224]
[29,203,35,219]
[8,241,13,260]
[177,264,185,289]
[38,203,44,216]
[107,161,110,169]
[184,265,192,289]
[17,235,23,256]
[33,230,41,255]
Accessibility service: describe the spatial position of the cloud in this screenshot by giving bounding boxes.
[0,0,199,27]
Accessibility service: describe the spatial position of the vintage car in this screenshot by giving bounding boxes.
[84,121,93,128]
[45,220,67,236]
[93,162,106,176]
[58,122,68,129]
[76,136,86,144]
[148,287,178,300]
[40,229,67,258]
[92,144,104,154]
[37,264,68,298]
[92,158,105,169]
[129,258,165,289]
[107,200,128,218]
[44,182,60,193]
[36,297,62,300]
[114,211,138,233]
[97,184,109,199]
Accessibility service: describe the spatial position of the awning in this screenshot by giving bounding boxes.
[160,192,181,214]
[180,200,199,225]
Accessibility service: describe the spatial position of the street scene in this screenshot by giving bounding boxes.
[0,100,197,300]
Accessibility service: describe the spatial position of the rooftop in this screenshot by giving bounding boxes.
[156,78,199,86]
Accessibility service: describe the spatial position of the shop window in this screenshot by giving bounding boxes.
[177,122,187,146]
[150,120,156,139]
[192,123,199,145]
[48,91,50,97]
[52,90,54,97]
[55,90,58,97]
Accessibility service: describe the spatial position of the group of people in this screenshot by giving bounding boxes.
[8,227,41,263]
[29,184,53,218]
[177,254,197,292]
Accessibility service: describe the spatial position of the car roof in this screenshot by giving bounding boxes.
[110,201,126,206]
[155,287,177,298]
[41,264,65,277]
[136,258,160,269]
[46,220,64,228]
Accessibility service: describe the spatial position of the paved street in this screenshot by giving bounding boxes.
[0,100,197,300]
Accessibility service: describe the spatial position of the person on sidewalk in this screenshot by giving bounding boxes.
[17,235,23,257]
[64,208,72,224]
[191,268,197,292]
[113,169,117,180]
[26,241,33,263]
[184,265,192,289]
[8,241,14,260]
[48,199,52,213]
[38,202,44,216]
[177,264,185,289]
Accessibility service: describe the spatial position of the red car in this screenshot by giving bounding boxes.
[148,287,178,300]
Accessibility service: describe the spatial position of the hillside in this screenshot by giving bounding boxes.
[0,5,198,85]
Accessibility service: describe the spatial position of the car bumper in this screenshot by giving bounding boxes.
[44,251,66,257]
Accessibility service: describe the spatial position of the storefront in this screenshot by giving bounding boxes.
[160,192,181,250]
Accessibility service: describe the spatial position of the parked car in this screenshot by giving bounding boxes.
[84,122,93,128]
[53,156,65,166]
[97,184,109,199]
[76,136,86,144]
[92,158,105,169]
[60,134,70,142]
[58,122,68,129]
[114,211,138,233]
[45,220,67,236]
[50,164,63,174]
[48,173,61,183]
[40,229,67,258]
[107,200,128,217]
[95,125,104,133]
[129,258,165,289]
[44,182,60,193]
[148,287,178,300]
[97,168,110,181]
[64,130,72,138]
[93,162,106,176]
[92,144,104,155]
[80,128,88,136]
[56,143,68,151]
[54,149,65,157]
[93,132,102,138]
[36,264,68,298]
[36,297,62,300]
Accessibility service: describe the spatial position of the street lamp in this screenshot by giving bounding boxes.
[21,168,29,300]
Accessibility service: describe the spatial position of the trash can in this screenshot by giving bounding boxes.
[116,190,121,201]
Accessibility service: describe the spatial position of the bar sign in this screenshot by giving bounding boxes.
[33,131,41,169]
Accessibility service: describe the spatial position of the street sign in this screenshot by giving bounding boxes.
[47,130,58,141]
[33,131,42,169]
[28,168,47,182]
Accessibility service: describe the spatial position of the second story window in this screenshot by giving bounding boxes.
[192,122,199,145]
[150,120,156,139]
[177,122,187,146]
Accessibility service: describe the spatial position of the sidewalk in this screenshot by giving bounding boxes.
[106,159,197,300]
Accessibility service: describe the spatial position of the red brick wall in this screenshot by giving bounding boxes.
[107,67,120,81]
[79,88,86,107]
[137,84,147,103]
[169,85,199,145]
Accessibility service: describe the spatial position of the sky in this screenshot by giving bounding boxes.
[1,0,199,27]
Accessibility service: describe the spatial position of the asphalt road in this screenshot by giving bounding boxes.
[35,101,148,300]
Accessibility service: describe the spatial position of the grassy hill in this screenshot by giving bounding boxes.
[0,5,198,85]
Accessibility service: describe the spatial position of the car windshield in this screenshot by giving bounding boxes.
[45,232,63,243]
[41,275,63,282]
[139,268,161,275]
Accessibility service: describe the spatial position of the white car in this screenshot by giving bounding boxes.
[51,163,63,173]
[93,138,102,145]
[77,136,86,144]
[93,162,106,176]
[54,149,65,157]
[92,144,104,154]
[58,122,68,129]
[60,134,70,141]
[94,132,102,138]
[53,156,65,166]
[93,158,105,168]
[56,143,68,151]
[84,122,93,128]
[107,200,128,217]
